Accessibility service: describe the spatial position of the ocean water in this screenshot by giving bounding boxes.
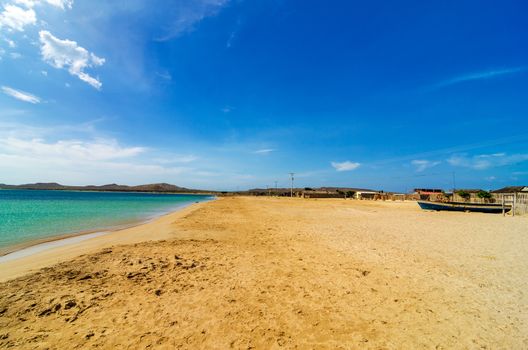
[0,189,213,251]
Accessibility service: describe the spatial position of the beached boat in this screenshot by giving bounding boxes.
[417,201,508,214]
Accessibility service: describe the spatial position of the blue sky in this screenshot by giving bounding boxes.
[1,0,527,191]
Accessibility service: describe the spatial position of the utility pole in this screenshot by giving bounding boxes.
[289,173,295,198]
[274,181,278,196]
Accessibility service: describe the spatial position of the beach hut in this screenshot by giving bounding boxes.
[491,186,528,215]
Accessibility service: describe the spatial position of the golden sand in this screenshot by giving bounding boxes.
[0,197,527,349]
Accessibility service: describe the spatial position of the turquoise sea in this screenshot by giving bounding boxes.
[0,189,213,251]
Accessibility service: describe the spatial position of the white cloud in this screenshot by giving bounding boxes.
[14,0,73,10]
[411,159,441,172]
[448,153,528,170]
[1,137,145,161]
[0,122,262,188]
[0,151,189,185]
[0,132,197,185]
[0,4,36,31]
[39,30,105,89]
[43,0,73,9]
[1,86,40,104]
[254,148,275,154]
[331,160,360,171]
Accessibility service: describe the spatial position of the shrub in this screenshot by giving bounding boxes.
[456,190,471,201]
[477,190,492,199]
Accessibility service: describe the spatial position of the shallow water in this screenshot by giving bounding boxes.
[0,189,212,250]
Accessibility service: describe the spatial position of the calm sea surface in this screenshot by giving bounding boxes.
[0,189,213,250]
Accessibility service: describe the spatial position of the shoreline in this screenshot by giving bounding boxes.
[0,232,110,264]
[0,198,216,282]
[0,196,216,259]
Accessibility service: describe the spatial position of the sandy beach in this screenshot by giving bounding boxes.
[0,197,527,349]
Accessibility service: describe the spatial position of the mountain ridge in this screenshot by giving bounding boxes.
[0,182,214,194]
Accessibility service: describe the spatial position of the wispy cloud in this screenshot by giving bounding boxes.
[226,18,241,48]
[331,160,360,171]
[154,0,230,41]
[369,133,528,167]
[221,105,233,113]
[448,153,528,170]
[153,155,198,164]
[254,148,275,155]
[1,86,40,103]
[2,137,145,161]
[434,67,526,89]
[39,30,105,89]
[14,0,73,10]
[226,29,236,48]
[411,159,440,172]
[156,71,172,81]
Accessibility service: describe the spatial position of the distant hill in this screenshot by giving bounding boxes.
[0,182,214,194]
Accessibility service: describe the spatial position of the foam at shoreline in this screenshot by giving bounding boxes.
[0,232,109,263]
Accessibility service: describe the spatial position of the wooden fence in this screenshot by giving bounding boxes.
[502,193,528,216]
[514,193,528,216]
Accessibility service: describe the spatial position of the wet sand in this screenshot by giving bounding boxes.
[0,197,527,349]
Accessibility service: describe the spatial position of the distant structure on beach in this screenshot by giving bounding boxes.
[491,186,528,216]
[241,187,383,199]
[413,189,444,201]
[491,186,528,196]
[301,187,379,200]
[451,189,488,203]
